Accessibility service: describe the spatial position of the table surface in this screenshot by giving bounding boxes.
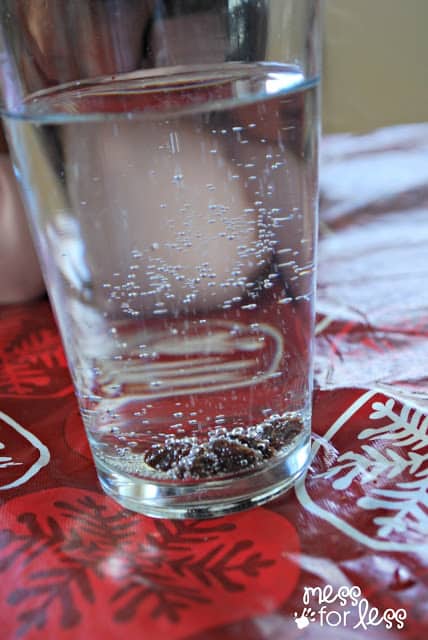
[0,123,427,639]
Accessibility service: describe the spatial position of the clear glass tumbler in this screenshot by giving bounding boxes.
[0,0,320,518]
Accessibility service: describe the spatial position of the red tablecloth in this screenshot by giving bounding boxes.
[1,124,427,639]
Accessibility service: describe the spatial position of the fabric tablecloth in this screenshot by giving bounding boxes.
[0,123,427,639]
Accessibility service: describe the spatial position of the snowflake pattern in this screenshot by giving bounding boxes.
[313,394,428,543]
[0,493,276,637]
[0,302,72,398]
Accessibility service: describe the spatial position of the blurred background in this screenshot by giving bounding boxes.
[323,0,428,133]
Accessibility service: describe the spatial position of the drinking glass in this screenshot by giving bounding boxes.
[0,0,320,518]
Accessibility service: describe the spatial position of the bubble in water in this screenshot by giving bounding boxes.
[150,380,162,388]
[116,447,131,456]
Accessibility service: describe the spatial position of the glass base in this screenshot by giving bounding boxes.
[95,437,310,519]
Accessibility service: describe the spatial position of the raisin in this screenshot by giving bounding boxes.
[229,433,275,459]
[211,437,260,473]
[260,418,303,449]
[144,441,192,472]
[143,416,304,479]
[183,451,219,479]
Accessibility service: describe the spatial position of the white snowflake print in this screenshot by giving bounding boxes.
[296,390,428,551]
